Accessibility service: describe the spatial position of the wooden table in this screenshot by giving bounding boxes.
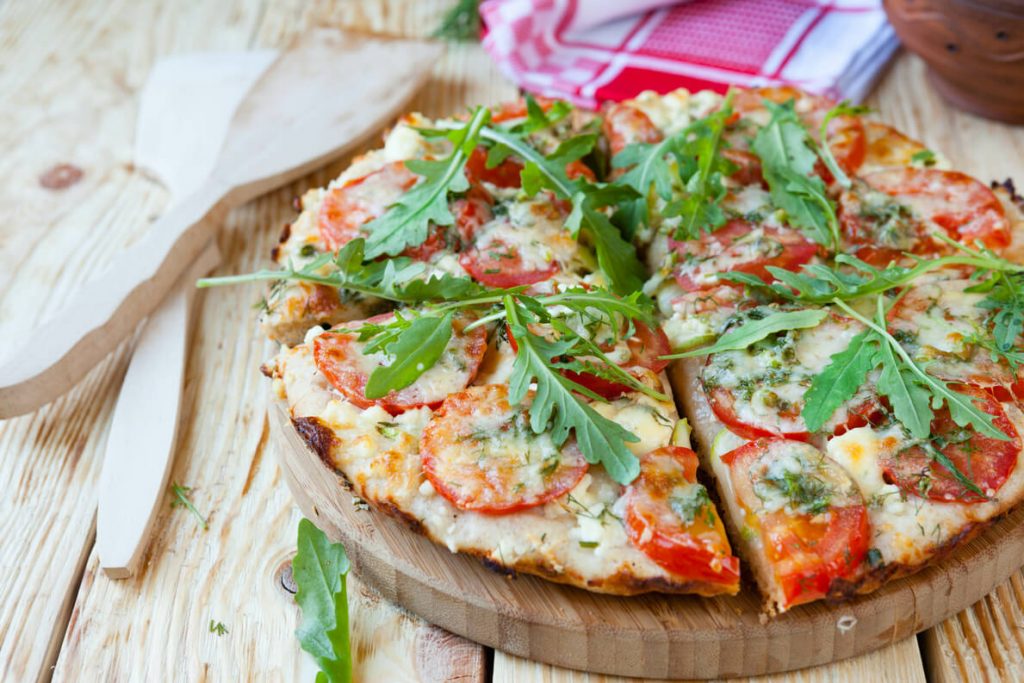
[3,1,1024,680]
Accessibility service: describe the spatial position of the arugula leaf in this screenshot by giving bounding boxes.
[833,298,1009,441]
[875,337,933,439]
[432,0,479,41]
[975,271,1024,352]
[611,137,677,237]
[362,107,489,258]
[665,98,734,240]
[294,519,352,683]
[801,331,877,432]
[920,442,988,499]
[505,297,641,484]
[910,149,936,167]
[506,94,572,135]
[752,100,839,248]
[816,101,870,189]
[719,247,1024,305]
[665,308,828,359]
[364,312,454,399]
[570,195,647,295]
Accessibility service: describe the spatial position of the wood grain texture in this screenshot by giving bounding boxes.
[492,635,925,683]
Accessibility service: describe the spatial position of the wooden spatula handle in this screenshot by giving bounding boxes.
[0,179,231,418]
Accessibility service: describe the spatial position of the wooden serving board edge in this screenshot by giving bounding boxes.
[270,396,1024,679]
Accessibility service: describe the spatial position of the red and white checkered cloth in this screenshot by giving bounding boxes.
[480,0,898,108]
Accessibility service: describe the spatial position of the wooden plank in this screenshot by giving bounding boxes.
[0,0,500,681]
[492,635,925,682]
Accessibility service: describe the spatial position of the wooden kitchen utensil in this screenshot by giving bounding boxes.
[0,29,443,418]
[97,51,274,578]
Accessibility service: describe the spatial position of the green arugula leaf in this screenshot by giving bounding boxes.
[505,297,641,484]
[719,246,1024,305]
[572,198,647,295]
[362,107,489,258]
[364,312,454,399]
[432,0,479,41]
[833,298,1009,441]
[875,337,933,439]
[920,442,988,499]
[752,100,838,248]
[505,94,572,135]
[611,137,677,237]
[801,331,878,432]
[294,519,352,683]
[816,101,870,189]
[665,98,734,240]
[910,149,936,167]
[665,308,828,359]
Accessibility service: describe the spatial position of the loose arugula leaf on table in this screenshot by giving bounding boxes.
[505,296,642,484]
[801,330,878,432]
[361,106,490,259]
[294,519,352,683]
[432,0,480,41]
[752,100,839,249]
[664,308,828,359]
[815,101,870,189]
[363,311,454,399]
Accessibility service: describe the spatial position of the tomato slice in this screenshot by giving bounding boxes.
[509,320,672,400]
[887,278,1024,398]
[721,148,765,186]
[730,86,866,180]
[318,161,418,251]
[840,168,1011,255]
[603,102,663,156]
[881,385,1021,503]
[624,446,740,588]
[420,384,589,514]
[451,185,495,246]
[702,311,881,440]
[459,235,560,288]
[671,220,820,292]
[312,314,488,415]
[465,146,524,189]
[722,438,870,608]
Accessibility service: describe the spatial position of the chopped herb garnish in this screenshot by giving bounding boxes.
[170,482,208,530]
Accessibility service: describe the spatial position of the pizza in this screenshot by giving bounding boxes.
[204,87,1024,613]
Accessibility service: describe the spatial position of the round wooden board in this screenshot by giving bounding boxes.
[271,400,1024,679]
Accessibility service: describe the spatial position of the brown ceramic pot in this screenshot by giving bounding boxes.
[884,0,1024,123]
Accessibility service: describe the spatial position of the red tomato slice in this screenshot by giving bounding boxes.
[702,312,881,440]
[840,168,1011,255]
[603,102,663,156]
[490,97,556,124]
[731,86,866,179]
[881,385,1021,503]
[465,146,524,189]
[459,236,559,288]
[721,148,765,186]
[318,161,418,251]
[722,438,870,608]
[312,314,488,415]
[624,446,740,589]
[451,185,495,246]
[672,220,820,292]
[420,384,589,514]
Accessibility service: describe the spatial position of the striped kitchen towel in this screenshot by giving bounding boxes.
[480,0,899,107]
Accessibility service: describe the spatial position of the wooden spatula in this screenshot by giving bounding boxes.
[0,29,442,418]
[96,51,274,578]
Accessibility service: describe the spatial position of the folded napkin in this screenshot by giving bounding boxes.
[480,0,899,107]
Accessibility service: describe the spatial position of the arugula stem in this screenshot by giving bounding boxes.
[832,297,1009,441]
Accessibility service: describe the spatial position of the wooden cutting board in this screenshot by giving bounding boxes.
[270,398,1024,679]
